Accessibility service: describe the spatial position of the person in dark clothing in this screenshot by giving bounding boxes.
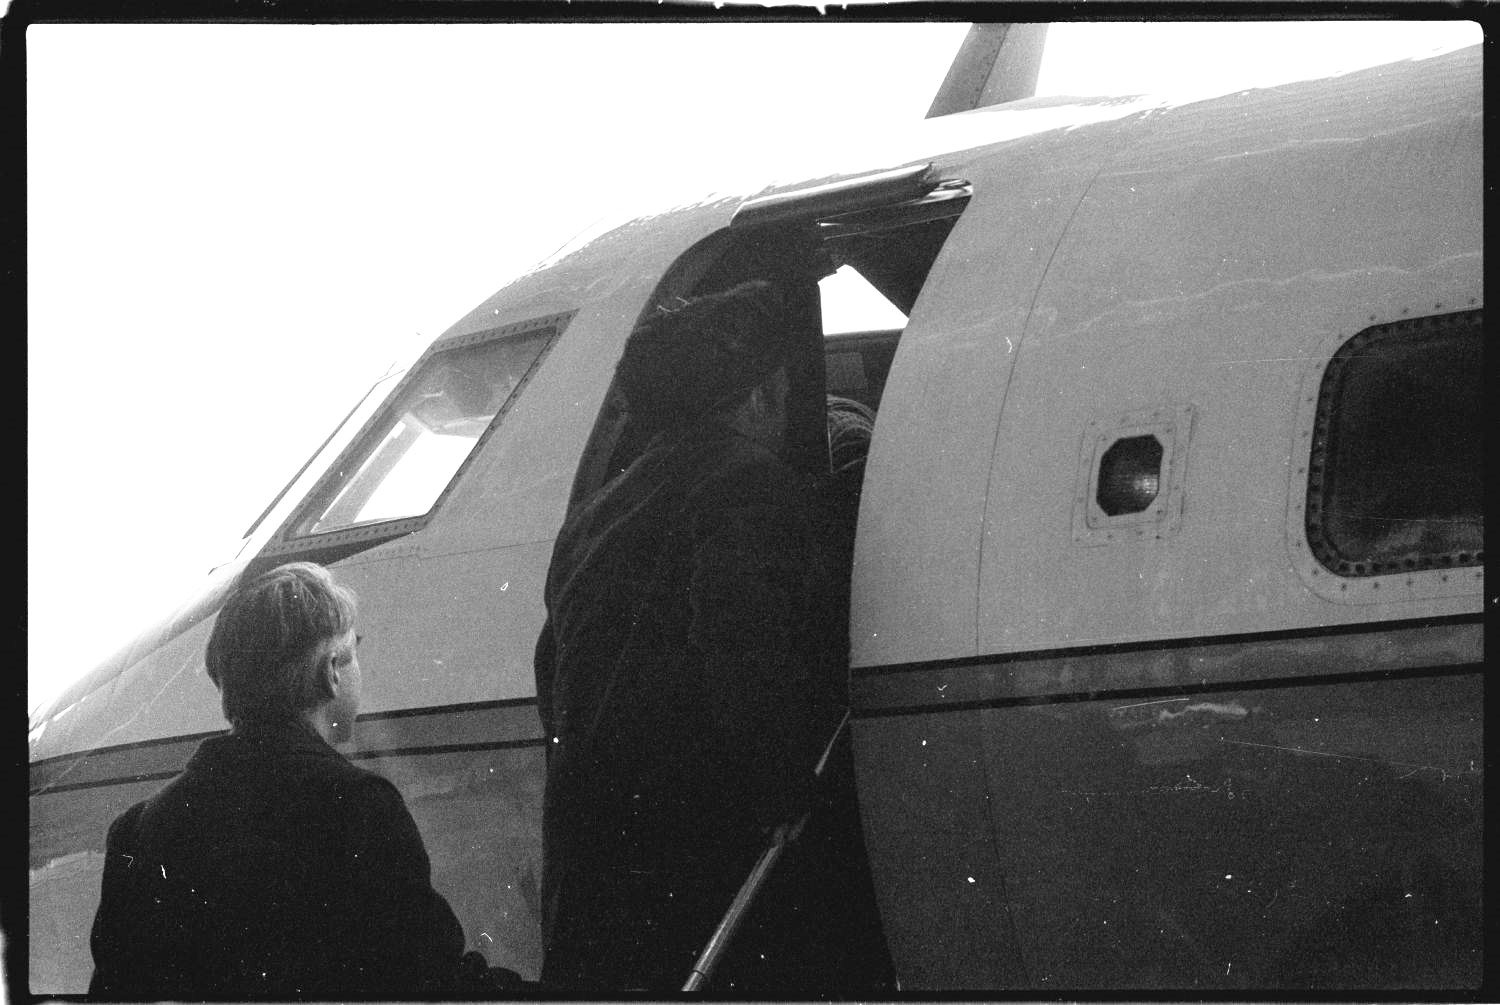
[534,281,855,994]
[89,562,467,1001]
[825,395,875,491]
[823,394,876,577]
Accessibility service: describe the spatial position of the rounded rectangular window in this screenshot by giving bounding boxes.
[287,318,561,544]
[1306,309,1482,577]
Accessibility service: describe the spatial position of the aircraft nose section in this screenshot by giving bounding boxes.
[30,560,247,761]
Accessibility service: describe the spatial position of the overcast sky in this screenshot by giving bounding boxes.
[27,19,1481,714]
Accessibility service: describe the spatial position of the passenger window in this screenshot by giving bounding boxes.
[1305,309,1482,576]
[286,320,559,543]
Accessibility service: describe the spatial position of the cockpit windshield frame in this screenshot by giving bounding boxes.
[257,310,572,563]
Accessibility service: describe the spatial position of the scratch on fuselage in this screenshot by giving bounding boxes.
[1217,738,1472,779]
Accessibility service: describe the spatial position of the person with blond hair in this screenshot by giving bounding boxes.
[89,561,467,999]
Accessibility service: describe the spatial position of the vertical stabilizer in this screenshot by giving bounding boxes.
[926,23,1048,118]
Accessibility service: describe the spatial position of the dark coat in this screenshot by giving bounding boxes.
[88,720,464,1000]
[533,421,848,993]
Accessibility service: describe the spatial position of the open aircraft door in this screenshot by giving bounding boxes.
[845,111,1141,987]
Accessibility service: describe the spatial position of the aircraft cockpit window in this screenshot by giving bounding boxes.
[300,333,550,536]
[1305,309,1482,577]
[263,314,566,559]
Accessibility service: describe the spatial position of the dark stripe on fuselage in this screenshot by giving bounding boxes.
[851,615,1483,719]
[33,616,1482,792]
[853,662,1481,720]
[28,696,543,773]
[349,738,547,761]
[850,612,1481,679]
[29,699,544,798]
[37,770,185,796]
[33,740,550,796]
[30,728,227,773]
[355,696,539,722]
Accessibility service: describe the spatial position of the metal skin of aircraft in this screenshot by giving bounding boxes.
[28,42,1482,993]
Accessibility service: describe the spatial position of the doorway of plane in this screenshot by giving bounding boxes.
[547,165,974,989]
[566,163,967,510]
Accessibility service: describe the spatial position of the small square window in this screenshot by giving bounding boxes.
[1073,405,1194,546]
[1096,435,1164,516]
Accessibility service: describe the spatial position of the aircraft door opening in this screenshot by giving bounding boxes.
[565,164,972,506]
[557,164,977,990]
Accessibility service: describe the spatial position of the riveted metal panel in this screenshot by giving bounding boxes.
[1072,403,1195,546]
[1285,306,1484,605]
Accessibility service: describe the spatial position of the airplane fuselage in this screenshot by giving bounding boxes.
[29,45,1483,992]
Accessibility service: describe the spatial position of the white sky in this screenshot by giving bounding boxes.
[26,19,1481,715]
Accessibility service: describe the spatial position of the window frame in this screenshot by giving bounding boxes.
[259,310,571,559]
[1286,307,1483,604]
[1071,404,1195,547]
